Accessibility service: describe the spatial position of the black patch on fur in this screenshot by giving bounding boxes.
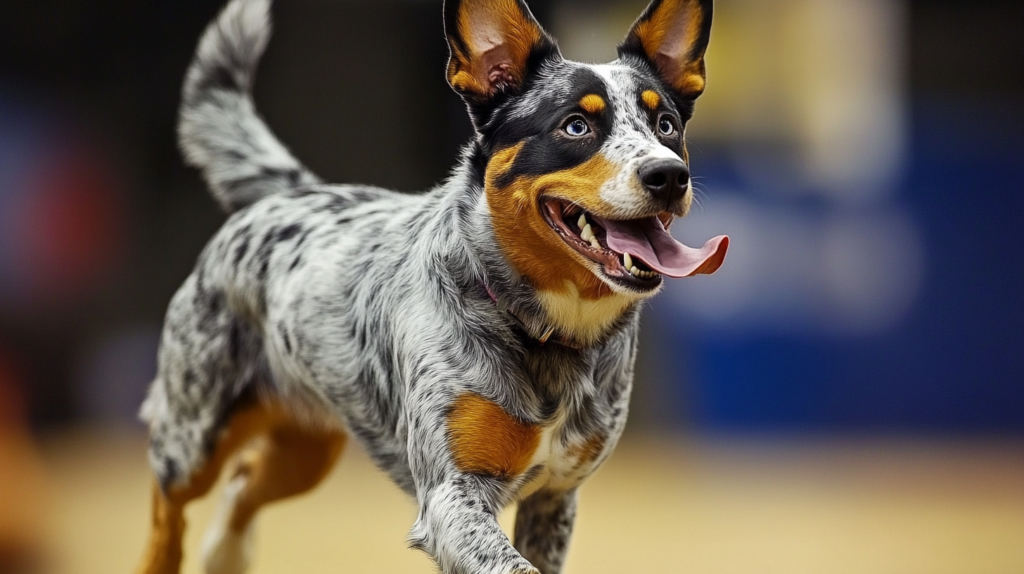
[280,326,293,354]
[277,223,302,242]
[233,235,251,267]
[228,321,243,364]
[487,66,614,189]
[197,290,226,334]
[190,63,241,102]
[157,457,180,493]
[260,166,302,188]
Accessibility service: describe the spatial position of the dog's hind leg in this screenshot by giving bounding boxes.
[201,414,345,574]
[136,400,279,574]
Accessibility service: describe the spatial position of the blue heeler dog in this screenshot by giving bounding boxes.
[136,0,728,572]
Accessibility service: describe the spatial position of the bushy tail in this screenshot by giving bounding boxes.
[179,0,319,213]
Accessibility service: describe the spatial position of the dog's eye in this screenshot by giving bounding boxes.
[658,116,677,136]
[564,118,590,137]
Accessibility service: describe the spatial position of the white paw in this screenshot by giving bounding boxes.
[201,476,254,574]
[202,524,253,574]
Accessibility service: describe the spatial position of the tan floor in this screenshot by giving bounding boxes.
[36,429,1024,574]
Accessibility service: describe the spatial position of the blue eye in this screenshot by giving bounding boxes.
[658,115,677,136]
[564,118,590,137]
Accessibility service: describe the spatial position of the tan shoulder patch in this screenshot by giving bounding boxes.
[447,393,540,478]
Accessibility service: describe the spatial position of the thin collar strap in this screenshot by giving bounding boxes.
[480,282,584,351]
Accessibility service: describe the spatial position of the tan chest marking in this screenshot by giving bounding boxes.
[518,425,612,497]
[447,393,541,479]
[567,433,607,468]
[536,284,633,345]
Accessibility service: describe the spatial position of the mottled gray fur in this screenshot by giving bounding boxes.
[140,0,694,573]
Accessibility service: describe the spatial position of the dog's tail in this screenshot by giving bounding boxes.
[179,0,319,213]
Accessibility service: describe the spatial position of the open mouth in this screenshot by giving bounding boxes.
[541,198,730,292]
[542,199,665,290]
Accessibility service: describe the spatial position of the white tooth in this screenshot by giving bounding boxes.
[631,266,640,276]
[578,213,587,229]
[589,237,601,250]
[623,252,633,270]
[581,224,594,241]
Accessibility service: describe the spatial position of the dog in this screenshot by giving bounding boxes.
[135,0,727,573]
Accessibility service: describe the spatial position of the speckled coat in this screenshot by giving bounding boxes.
[139,1,719,573]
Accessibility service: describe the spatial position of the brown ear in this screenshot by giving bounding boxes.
[444,0,558,101]
[620,0,713,98]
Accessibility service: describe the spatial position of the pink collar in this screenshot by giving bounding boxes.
[480,282,584,350]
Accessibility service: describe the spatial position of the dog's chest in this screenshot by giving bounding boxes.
[518,411,612,498]
[445,391,620,499]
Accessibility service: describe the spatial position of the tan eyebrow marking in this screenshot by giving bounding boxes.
[641,90,661,110]
[578,94,607,115]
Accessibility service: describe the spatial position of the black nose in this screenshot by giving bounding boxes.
[638,158,690,204]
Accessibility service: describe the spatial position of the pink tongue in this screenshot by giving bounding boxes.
[591,215,729,278]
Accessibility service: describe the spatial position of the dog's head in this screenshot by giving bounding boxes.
[446,0,728,340]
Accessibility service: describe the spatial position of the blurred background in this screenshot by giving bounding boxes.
[0,0,1021,573]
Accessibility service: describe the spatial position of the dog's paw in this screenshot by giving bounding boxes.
[201,522,253,574]
[201,475,254,574]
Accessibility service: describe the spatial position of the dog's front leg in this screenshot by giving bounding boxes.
[406,388,542,574]
[410,476,539,574]
[513,489,578,574]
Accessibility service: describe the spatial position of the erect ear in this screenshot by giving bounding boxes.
[619,0,713,99]
[444,0,558,102]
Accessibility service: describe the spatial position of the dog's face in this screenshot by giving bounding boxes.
[446,0,727,339]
